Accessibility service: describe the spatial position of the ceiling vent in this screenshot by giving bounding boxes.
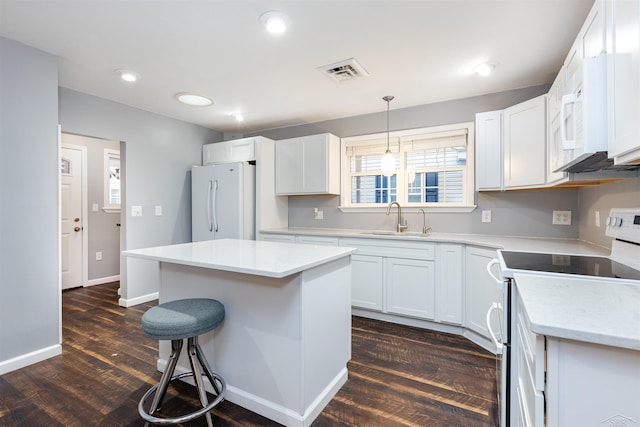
[317,58,370,82]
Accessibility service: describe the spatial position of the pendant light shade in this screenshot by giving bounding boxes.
[381,96,395,177]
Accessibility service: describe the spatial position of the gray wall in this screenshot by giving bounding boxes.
[578,177,640,248]
[250,85,582,239]
[62,133,121,281]
[0,38,60,365]
[59,88,222,303]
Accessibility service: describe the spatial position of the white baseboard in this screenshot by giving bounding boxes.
[0,344,62,375]
[85,275,120,287]
[156,360,347,427]
[119,292,158,307]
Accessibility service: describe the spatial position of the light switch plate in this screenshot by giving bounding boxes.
[155,205,162,216]
[481,210,492,223]
[131,206,142,217]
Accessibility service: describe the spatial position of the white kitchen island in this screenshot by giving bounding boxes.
[123,239,356,427]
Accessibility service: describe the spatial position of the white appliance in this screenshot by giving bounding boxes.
[486,207,640,426]
[191,162,255,242]
[556,54,609,173]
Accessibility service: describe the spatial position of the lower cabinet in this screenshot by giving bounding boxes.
[465,246,501,339]
[259,233,296,243]
[351,254,384,310]
[386,258,435,319]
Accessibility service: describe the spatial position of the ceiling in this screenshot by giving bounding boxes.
[0,0,594,134]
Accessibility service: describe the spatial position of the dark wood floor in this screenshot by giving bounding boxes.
[0,282,498,427]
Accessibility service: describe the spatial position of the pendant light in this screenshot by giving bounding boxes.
[380,95,396,176]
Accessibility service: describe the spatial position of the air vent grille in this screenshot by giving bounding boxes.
[318,58,369,82]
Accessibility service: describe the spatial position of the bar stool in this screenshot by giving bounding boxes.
[138,298,226,426]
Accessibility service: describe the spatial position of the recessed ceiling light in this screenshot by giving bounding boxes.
[260,11,290,34]
[231,113,244,122]
[115,69,140,82]
[175,93,214,106]
[473,62,496,77]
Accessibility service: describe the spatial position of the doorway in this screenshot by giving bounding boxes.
[60,133,122,288]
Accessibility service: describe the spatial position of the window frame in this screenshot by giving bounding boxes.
[103,148,121,213]
[339,122,476,212]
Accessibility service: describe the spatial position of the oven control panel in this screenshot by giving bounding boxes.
[606,208,640,244]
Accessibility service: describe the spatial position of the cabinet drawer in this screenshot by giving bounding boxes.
[260,234,296,243]
[341,238,435,260]
[518,356,545,427]
[518,306,545,391]
[295,235,340,246]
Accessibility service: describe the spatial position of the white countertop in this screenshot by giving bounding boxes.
[514,272,640,350]
[262,227,610,256]
[123,239,356,279]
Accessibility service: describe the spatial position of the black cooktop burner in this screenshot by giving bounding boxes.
[501,251,640,281]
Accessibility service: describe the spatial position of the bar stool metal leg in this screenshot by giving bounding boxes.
[144,339,183,427]
[187,337,213,427]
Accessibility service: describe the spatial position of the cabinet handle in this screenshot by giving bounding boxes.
[486,258,504,288]
[560,93,577,150]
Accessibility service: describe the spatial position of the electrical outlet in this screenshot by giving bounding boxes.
[96,251,102,261]
[552,210,572,225]
[155,205,162,216]
[131,206,142,217]
[595,210,600,227]
[314,208,324,220]
[481,210,492,223]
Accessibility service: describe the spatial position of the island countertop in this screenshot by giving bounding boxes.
[514,272,640,351]
[122,238,357,279]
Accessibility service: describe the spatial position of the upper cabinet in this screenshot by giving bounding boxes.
[475,110,503,191]
[275,133,341,195]
[547,69,568,184]
[503,95,547,189]
[475,96,547,191]
[203,137,257,165]
[606,0,640,165]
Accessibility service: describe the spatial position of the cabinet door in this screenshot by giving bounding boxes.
[386,258,436,320]
[259,233,296,243]
[351,254,383,310]
[503,95,547,188]
[275,138,303,194]
[436,244,464,325]
[547,72,568,184]
[607,0,640,163]
[475,110,503,191]
[465,247,501,339]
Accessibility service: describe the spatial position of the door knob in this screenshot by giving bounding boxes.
[74,227,81,232]
[74,217,80,222]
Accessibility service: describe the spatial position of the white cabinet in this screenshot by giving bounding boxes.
[475,110,503,191]
[350,254,384,311]
[275,133,341,195]
[386,258,436,320]
[546,71,568,185]
[436,244,464,325]
[503,95,547,189]
[295,235,340,246]
[259,233,295,243]
[464,246,501,340]
[202,137,256,165]
[607,0,640,165]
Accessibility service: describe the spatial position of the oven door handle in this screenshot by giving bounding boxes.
[486,258,504,288]
[486,302,504,351]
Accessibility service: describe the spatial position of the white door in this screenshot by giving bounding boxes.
[61,146,83,289]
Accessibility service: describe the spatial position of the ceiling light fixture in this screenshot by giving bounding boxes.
[381,96,396,177]
[175,93,214,107]
[260,11,290,34]
[231,113,244,122]
[115,69,140,82]
[473,62,495,77]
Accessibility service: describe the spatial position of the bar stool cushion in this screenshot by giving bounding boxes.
[142,298,225,341]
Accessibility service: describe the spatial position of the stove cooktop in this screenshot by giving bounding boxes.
[500,251,640,281]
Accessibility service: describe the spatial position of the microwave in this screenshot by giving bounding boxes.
[555,54,608,172]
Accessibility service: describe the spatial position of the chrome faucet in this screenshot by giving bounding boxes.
[417,209,432,235]
[386,201,408,233]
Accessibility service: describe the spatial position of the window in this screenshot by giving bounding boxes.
[103,149,120,213]
[341,122,475,212]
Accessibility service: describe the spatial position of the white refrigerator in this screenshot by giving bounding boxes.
[191,162,255,242]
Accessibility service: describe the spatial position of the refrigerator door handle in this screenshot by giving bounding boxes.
[207,180,213,232]
[212,179,219,232]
